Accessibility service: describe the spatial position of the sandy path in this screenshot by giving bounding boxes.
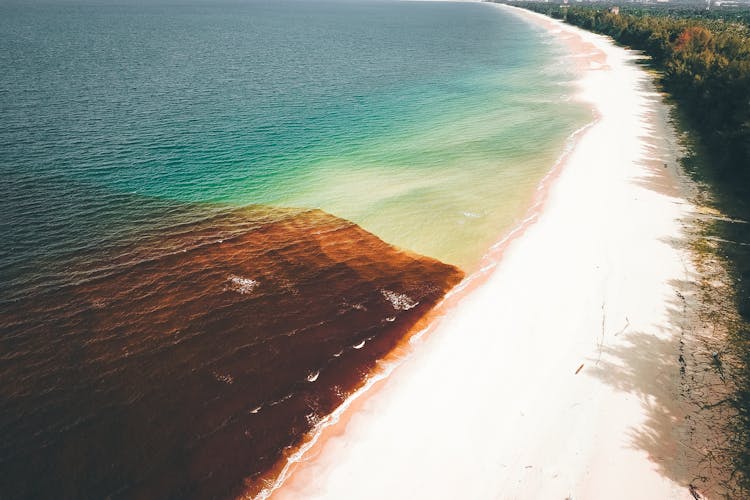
[268,4,699,499]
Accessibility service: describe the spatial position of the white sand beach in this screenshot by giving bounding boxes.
[265,4,704,499]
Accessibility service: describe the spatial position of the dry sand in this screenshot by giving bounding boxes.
[265,4,705,499]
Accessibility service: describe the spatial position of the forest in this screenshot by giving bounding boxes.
[504,1,750,178]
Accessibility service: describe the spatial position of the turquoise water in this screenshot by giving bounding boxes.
[1,0,588,287]
[0,1,592,497]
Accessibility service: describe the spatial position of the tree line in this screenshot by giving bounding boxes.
[503,1,750,179]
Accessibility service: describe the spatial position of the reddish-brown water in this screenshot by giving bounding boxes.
[0,206,463,499]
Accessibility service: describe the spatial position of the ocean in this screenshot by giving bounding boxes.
[0,1,589,497]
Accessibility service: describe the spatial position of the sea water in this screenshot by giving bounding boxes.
[0,1,589,497]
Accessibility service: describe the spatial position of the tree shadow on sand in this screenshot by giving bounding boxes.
[585,317,742,498]
[585,77,750,495]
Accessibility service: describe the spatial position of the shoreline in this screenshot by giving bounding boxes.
[258,4,714,499]
[245,7,602,497]
[246,114,596,500]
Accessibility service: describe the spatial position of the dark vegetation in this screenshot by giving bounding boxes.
[506,1,750,175]
[501,1,750,493]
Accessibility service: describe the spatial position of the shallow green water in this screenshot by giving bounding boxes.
[1,0,589,283]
